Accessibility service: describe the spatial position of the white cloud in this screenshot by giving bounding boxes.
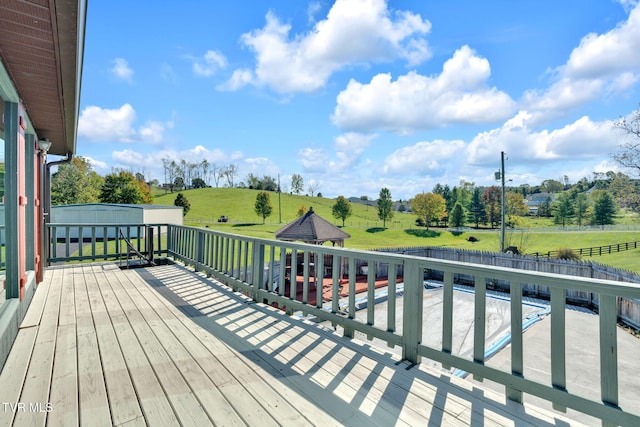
[110,146,232,178]
[110,58,134,83]
[466,113,617,166]
[112,149,148,167]
[193,50,228,77]
[217,69,254,91]
[331,46,516,133]
[83,156,108,172]
[223,0,431,93]
[78,104,137,142]
[333,132,376,168]
[522,3,640,123]
[299,147,330,172]
[78,104,168,144]
[383,139,466,175]
[565,5,640,80]
[138,121,165,144]
[243,157,281,177]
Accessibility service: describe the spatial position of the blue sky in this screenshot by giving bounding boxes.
[76,0,640,200]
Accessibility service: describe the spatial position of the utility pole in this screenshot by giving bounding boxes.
[278,174,282,223]
[500,151,506,253]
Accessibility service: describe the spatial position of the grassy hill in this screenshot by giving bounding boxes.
[154,187,640,273]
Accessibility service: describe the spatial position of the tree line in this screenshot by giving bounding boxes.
[51,157,153,205]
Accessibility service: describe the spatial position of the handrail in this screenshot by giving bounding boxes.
[47,223,640,425]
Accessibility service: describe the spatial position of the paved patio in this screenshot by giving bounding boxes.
[0,262,583,426]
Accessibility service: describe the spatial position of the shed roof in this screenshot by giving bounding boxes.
[275,207,350,245]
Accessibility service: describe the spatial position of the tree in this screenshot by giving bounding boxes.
[191,177,207,189]
[590,190,616,226]
[201,159,210,186]
[99,170,153,204]
[51,157,103,205]
[552,192,574,228]
[613,108,640,175]
[246,173,260,189]
[297,205,307,217]
[469,187,487,228]
[540,179,564,193]
[505,192,527,226]
[291,173,304,195]
[308,181,320,197]
[223,164,238,187]
[410,193,446,229]
[481,186,501,228]
[573,193,590,226]
[174,193,190,216]
[254,191,273,224]
[377,187,394,228]
[332,196,352,226]
[538,196,553,217]
[450,202,465,228]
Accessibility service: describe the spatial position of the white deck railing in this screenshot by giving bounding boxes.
[49,223,640,426]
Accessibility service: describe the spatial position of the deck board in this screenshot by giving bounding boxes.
[47,324,78,427]
[85,266,145,427]
[119,269,273,427]
[97,270,179,427]
[0,326,38,427]
[13,265,63,427]
[0,261,584,427]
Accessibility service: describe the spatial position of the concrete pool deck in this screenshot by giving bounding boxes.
[317,283,640,426]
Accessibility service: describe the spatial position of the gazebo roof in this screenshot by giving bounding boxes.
[275,207,350,245]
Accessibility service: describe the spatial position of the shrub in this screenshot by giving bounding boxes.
[555,247,580,260]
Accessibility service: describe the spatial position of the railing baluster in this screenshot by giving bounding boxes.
[278,247,286,297]
[344,256,357,339]
[473,275,487,381]
[402,258,422,364]
[330,254,340,312]
[302,251,309,304]
[442,270,454,369]
[65,227,70,258]
[367,260,376,327]
[290,249,297,301]
[90,227,96,259]
[268,245,275,292]
[78,226,83,258]
[550,286,567,412]
[508,281,523,403]
[599,294,618,409]
[387,262,397,334]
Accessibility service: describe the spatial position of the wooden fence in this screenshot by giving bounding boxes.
[374,246,640,330]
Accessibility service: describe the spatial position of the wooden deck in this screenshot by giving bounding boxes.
[0,262,582,426]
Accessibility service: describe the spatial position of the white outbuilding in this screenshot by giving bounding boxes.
[50,203,183,239]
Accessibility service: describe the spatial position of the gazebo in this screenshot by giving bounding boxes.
[275,207,350,287]
[275,207,350,246]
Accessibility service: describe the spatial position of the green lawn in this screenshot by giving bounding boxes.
[154,187,640,273]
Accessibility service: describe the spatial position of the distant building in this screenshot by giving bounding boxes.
[525,193,556,215]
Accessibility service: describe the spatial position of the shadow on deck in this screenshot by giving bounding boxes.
[0,262,578,426]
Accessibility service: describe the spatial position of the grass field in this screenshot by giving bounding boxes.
[154,187,640,273]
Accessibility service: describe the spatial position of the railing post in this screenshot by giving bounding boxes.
[402,259,423,364]
[251,240,265,302]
